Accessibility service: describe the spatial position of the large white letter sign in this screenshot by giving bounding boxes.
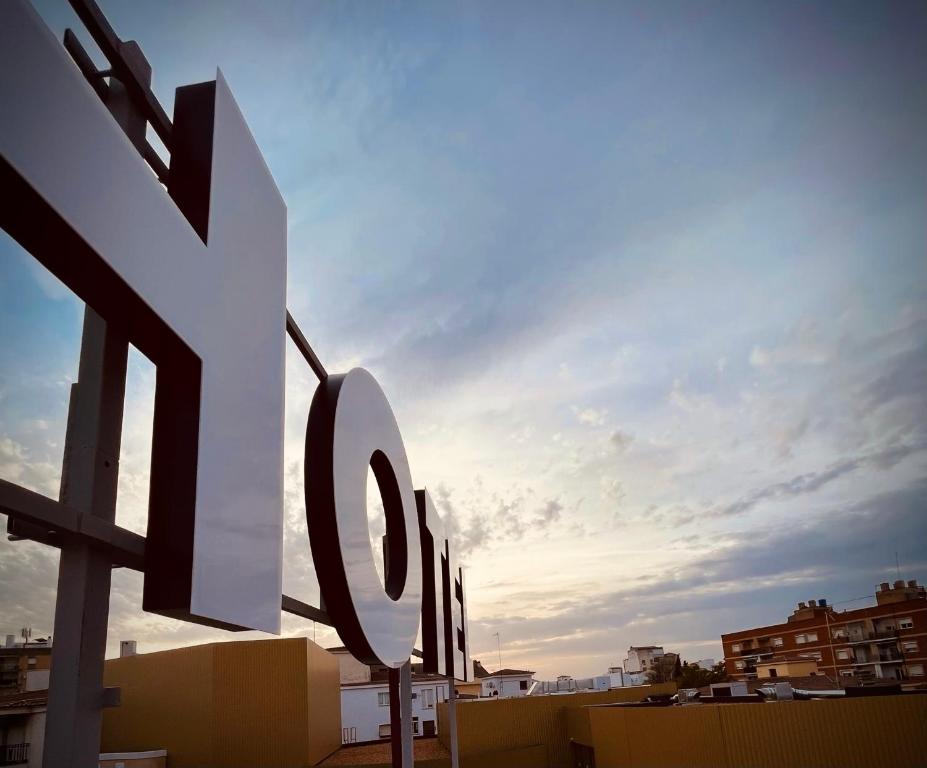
[305,369,423,667]
[416,489,448,676]
[0,1,286,632]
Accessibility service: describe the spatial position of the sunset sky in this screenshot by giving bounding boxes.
[1,0,925,679]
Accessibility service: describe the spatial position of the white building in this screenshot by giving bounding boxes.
[623,645,664,674]
[606,667,647,687]
[339,676,450,744]
[475,667,535,698]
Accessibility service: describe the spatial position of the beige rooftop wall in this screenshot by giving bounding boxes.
[102,637,341,767]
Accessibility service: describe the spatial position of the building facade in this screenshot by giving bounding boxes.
[722,579,927,682]
[102,638,341,767]
[622,646,664,674]
[0,639,51,695]
[328,646,456,743]
[475,668,535,698]
[339,676,450,743]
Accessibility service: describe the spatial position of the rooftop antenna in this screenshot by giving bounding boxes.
[895,550,902,580]
[493,632,503,670]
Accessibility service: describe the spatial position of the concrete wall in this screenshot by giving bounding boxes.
[331,651,372,684]
[573,696,927,768]
[102,637,341,767]
[437,684,676,768]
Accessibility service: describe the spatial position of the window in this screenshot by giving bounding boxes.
[731,643,741,652]
[378,692,390,707]
[735,661,745,670]
[832,628,847,639]
[520,680,528,690]
[799,651,822,661]
[908,664,924,677]
[378,724,391,739]
[840,669,854,677]
[412,717,420,735]
[768,669,778,678]
[772,637,783,647]
[902,641,918,653]
[795,632,818,644]
[422,689,434,709]
[437,686,446,703]
[899,618,914,630]
[836,650,851,660]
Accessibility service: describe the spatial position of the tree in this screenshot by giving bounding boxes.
[646,652,681,684]
[674,661,729,689]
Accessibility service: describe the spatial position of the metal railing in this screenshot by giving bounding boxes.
[736,646,773,657]
[0,743,29,766]
[845,631,899,644]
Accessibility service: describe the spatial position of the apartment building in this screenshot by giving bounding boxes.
[722,579,927,682]
[622,646,664,674]
[0,637,52,694]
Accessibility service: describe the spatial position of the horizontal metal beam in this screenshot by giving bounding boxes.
[63,28,168,184]
[3,481,422,654]
[286,311,327,381]
[280,594,423,658]
[1,478,144,569]
[67,0,172,149]
[281,594,332,625]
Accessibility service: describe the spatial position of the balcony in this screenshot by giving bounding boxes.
[736,646,773,658]
[846,631,899,645]
[0,743,29,767]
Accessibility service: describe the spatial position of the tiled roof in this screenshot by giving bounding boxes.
[485,668,534,677]
[341,674,451,688]
[0,689,48,710]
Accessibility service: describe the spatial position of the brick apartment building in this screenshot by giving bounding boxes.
[722,579,927,683]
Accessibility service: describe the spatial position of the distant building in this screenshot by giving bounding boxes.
[328,646,453,743]
[721,579,927,682]
[0,689,46,768]
[692,658,715,670]
[755,657,819,679]
[1,636,52,694]
[623,645,664,674]
[339,676,450,743]
[472,660,535,698]
[606,666,647,687]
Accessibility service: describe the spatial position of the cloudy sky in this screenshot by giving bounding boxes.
[2,0,926,679]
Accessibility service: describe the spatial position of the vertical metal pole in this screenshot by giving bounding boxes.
[388,668,401,767]
[399,661,413,768]
[388,662,413,768]
[43,48,150,768]
[447,675,459,768]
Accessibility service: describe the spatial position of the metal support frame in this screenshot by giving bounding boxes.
[41,65,143,768]
[388,662,413,768]
[0,3,450,768]
[446,675,459,768]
